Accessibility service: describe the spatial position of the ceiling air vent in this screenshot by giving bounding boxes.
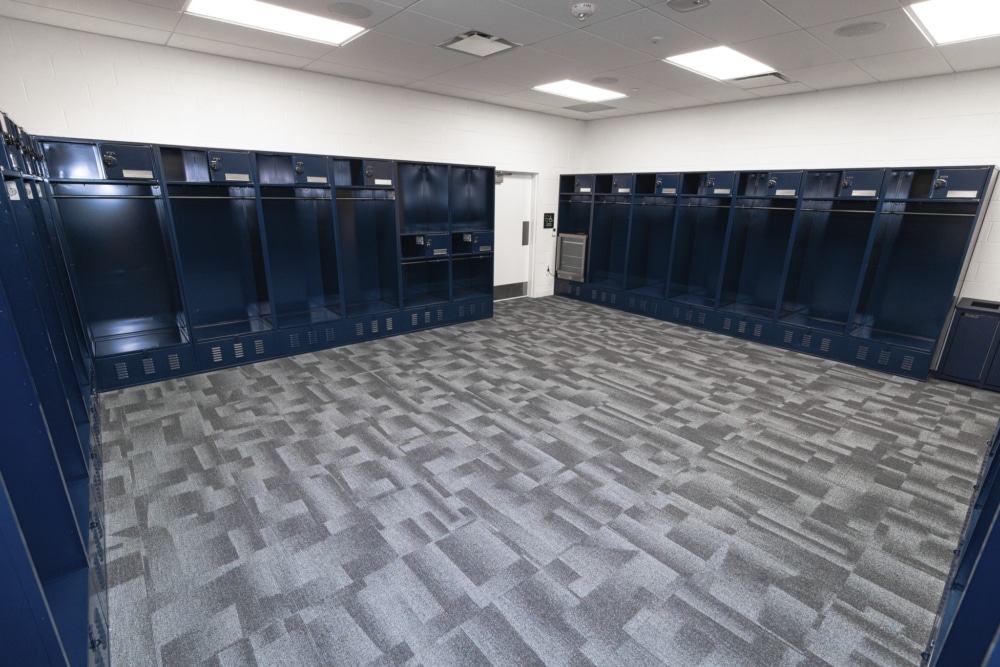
[564,103,616,112]
[731,72,791,89]
[439,31,518,57]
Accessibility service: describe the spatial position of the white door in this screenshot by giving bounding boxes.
[493,173,534,299]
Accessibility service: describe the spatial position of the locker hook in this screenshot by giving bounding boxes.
[295,161,305,174]
[842,176,853,189]
[102,151,117,168]
[934,175,949,189]
[767,178,777,188]
[705,178,715,187]
[210,156,221,171]
[364,165,374,178]
[655,179,662,188]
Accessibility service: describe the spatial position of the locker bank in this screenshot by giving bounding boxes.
[2,1,1000,665]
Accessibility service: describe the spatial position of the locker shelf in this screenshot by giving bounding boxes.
[453,256,493,301]
[191,316,273,342]
[402,259,449,308]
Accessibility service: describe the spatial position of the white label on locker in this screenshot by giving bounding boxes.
[6,182,19,200]
[947,190,978,198]
[776,189,796,196]
[852,190,877,197]
[416,236,424,245]
[715,188,731,195]
[579,187,591,193]
[433,249,448,255]
[479,245,492,252]
[463,233,472,242]
[306,176,327,184]
[374,178,392,186]
[662,188,676,194]
[25,184,33,199]
[122,169,154,179]
[225,173,249,181]
[618,188,631,194]
[35,183,42,197]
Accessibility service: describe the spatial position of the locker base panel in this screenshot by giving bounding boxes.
[625,283,666,298]
[718,301,778,320]
[849,326,936,353]
[94,345,196,390]
[778,311,848,334]
[195,332,276,369]
[669,291,717,308]
[453,289,494,301]
[402,294,450,309]
[276,323,342,356]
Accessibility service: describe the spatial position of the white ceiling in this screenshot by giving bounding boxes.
[2,0,999,120]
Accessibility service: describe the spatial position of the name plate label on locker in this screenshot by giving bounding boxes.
[25,185,33,199]
[225,173,250,181]
[35,183,43,197]
[6,181,19,200]
[947,190,978,198]
[306,176,328,184]
[776,189,796,196]
[662,188,677,194]
[852,189,877,197]
[618,188,631,194]
[715,188,731,195]
[123,169,155,179]
[374,178,392,186]
[579,187,591,193]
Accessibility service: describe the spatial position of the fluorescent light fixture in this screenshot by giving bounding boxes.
[905,0,1000,45]
[185,0,366,46]
[439,31,518,57]
[665,46,775,81]
[533,80,626,102]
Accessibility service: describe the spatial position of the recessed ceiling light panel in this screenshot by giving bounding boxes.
[439,31,518,57]
[905,0,1000,45]
[533,80,626,102]
[186,0,366,46]
[665,46,775,81]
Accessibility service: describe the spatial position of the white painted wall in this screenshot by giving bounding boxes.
[582,70,1000,300]
[0,16,581,298]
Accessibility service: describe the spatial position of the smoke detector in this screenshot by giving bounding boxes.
[572,3,595,21]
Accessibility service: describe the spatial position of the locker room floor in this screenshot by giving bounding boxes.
[99,296,999,666]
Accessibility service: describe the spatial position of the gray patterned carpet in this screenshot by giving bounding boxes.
[100,296,999,667]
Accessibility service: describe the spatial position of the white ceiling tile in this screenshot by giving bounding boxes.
[762,0,900,29]
[172,15,338,59]
[853,47,954,82]
[409,0,572,46]
[613,60,713,88]
[632,88,708,109]
[8,0,181,30]
[370,10,467,46]
[374,0,419,8]
[749,81,813,97]
[783,61,876,90]
[939,36,1000,73]
[319,31,473,79]
[275,0,404,29]
[650,0,799,44]
[734,29,843,72]
[677,80,758,103]
[575,69,667,97]
[808,9,930,60]
[404,80,493,100]
[476,45,603,81]
[501,88,574,108]
[131,0,186,9]
[612,95,671,113]
[582,8,714,59]
[487,95,565,113]
[531,31,649,70]
[502,0,643,30]
[418,68,524,96]
[166,34,315,69]
[304,59,417,86]
[0,0,171,43]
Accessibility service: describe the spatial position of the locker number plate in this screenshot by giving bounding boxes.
[123,169,155,179]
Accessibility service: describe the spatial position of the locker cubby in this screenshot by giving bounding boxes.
[48,180,190,359]
[450,165,494,232]
[801,169,885,199]
[452,255,493,300]
[669,191,733,307]
[401,232,450,259]
[337,188,400,317]
[452,231,493,255]
[634,173,679,196]
[626,193,675,298]
[256,153,330,185]
[41,140,103,180]
[589,194,630,288]
[718,197,798,319]
[402,258,449,308]
[560,174,595,194]
[737,171,802,197]
[168,184,272,341]
[595,173,634,195]
[398,162,449,234]
[779,199,879,332]
[885,167,990,200]
[558,193,592,235]
[259,185,343,329]
[681,171,736,196]
[331,158,394,188]
[851,200,979,353]
[98,142,157,181]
